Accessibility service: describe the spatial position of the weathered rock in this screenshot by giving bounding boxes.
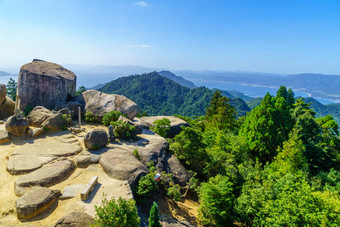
[7,155,57,175]
[165,154,190,186]
[118,115,143,135]
[140,116,189,138]
[16,186,60,220]
[0,97,15,120]
[15,158,76,196]
[16,60,76,111]
[0,83,6,103]
[5,115,28,136]
[27,127,44,137]
[100,149,148,188]
[12,137,82,157]
[160,215,194,227]
[54,212,95,227]
[54,101,83,118]
[60,184,85,200]
[28,106,65,131]
[0,129,9,144]
[81,90,139,120]
[84,129,108,149]
[76,154,101,168]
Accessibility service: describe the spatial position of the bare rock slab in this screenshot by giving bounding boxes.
[12,137,82,157]
[7,155,57,175]
[60,184,85,200]
[15,158,76,196]
[54,212,95,227]
[99,149,148,188]
[16,186,61,220]
[0,129,9,144]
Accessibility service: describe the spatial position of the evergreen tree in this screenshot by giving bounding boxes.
[149,202,162,227]
[6,77,17,101]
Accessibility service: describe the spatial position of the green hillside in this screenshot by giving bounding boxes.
[99,72,250,117]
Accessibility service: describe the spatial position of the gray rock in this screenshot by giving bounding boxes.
[15,158,76,196]
[5,115,29,136]
[0,83,6,103]
[0,129,9,144]
[165,154,190,186]
[54,212,95,227]
[81,90,139,120]
[84,129,108,149]
[54,101,83,119]
[76,154,101,168]
[140,116,189,138]
[99,149,148,188]
[16,60,76,111]
[28,106,66,131]
[7,155,57,175]
[0,97,15,120]
[60,184,85,200]
[16,186,60,220]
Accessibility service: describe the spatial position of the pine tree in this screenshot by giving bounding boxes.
[6,77,17,101]
[149,202,162,227]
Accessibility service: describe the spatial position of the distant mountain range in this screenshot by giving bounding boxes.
[0,71,14,77]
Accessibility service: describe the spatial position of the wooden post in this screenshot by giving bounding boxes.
[78,106,81,128]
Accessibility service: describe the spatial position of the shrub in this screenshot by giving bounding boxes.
[111,120,136,139]
[137,111,148,117]
[85,111,97,122]
[135,172,156,201]
[167,184,182,201]
[62,113,72,130]
[102,111,122,126]
[149,202,162,227]
[151,118,171,137]
[93,196,140,227]
[133,149,141,160]
[75,86,86,97]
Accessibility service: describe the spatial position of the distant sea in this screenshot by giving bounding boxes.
[191,80,337,105]
[0,76,14,85]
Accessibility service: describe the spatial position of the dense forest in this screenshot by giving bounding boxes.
[99,72,250,117]
[168,87,339,226]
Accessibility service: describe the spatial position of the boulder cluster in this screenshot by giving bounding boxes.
[0,59,190,225]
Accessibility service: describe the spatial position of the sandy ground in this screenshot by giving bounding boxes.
[0,123,131,227]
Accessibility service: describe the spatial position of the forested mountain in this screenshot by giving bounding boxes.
[158,71,197,88]
[99,72,250,117]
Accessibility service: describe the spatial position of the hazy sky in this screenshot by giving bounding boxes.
[1,0,340,74]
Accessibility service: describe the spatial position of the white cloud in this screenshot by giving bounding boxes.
[134,1,149,7]
[128,44,152,48]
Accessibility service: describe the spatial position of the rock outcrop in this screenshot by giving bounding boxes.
[16,60,76,111]
[7,155,57,175]
[5,115,29,136]
[28,106,66,131]
[54,212,95,227]
[16,186,60,220]
[14,158,76,196]
[0,97,15,120]
[84,129,108,149]
[140,116,189,138]
[81,90,139,120]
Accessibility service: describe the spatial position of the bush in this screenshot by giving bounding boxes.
[102,111,122,126]
[62,113,72,130]
[151,118,171,137]
[111,120,136,139]
[85,111,97,122]
[93,196,140,227]
[135,172,156,201]
[167,184,182,201]
[136,111,148,117]
[133,149,141,160]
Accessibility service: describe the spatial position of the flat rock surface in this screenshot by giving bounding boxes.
[7,155,57,175]
[99,149,148,188]
[15,158,76,196]
[12,135,82,157]
[16,186,60,220]
[60,184,85,200]
[54,212,94,227]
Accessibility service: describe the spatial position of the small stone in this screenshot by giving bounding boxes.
[0,130,9,144]
[27,127,44,137]
[83,129,108,150]
[5,116,29,136]
[76,154,101,168]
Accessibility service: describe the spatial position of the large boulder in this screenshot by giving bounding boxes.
[28,106,66,131]
[16,60,76,111]
[16,186,60,220]
[84,129,108,149]
[54,212,95,227]
[81,90,139,120]
[0,83,6,103]
[140,116,189,138]
[0,97,15,120]
[5,115,28,136]
[99,149,148,188]
[14,158,76,196]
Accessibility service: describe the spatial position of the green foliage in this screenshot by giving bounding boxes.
[22,104,33,116]
[85,111,97,122]
[75,86,86,97]
[149,202,162,227]
[167,184,182,201]
[136,111,148,117]
[135,172,156,201]
[102,111,122,126]
[6,77,17,101]
[150,118,171,137]
[111,120,136,139]
[198,175,236,226]
[61,113,72,130]
[93,196,140,227]
[133,149,141,160]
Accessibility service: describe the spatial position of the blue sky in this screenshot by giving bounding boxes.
[1,0,340,74]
